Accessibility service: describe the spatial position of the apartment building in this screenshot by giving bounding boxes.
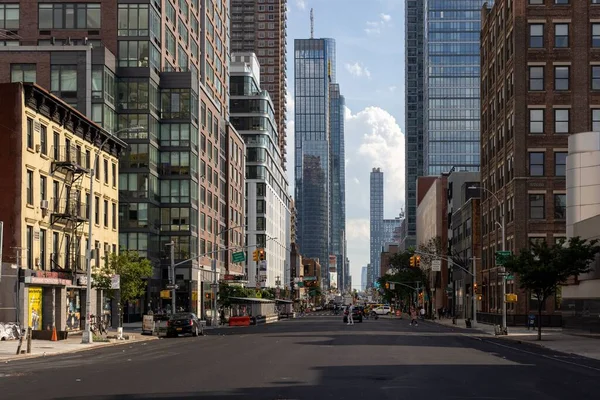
[0,82,127,330]
[480,0,600,318]
[0,0,242,319]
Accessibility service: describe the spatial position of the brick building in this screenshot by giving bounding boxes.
[0,0,245,319]
[480,0,600,319]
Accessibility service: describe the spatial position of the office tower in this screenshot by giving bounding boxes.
[329,83,346,292]
[370,168,384,284]
[423,0,488,175]
[404,0,425,249]
[0,0,243,319]
[361,266,368,291]
[230,0,288,168]
[480,0,589,317]
[229,52,291,289]
[294,37,336,287]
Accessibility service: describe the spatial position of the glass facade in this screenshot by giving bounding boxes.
[294,38,336,287]
[329,83,346,291]
[423,0,488,176]
[404,0,425,249]
[370,168,384,283]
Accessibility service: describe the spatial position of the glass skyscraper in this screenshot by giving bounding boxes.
[404,0,425,249]
[423,0,488,175]
[370,168,384,282]
[329,83,346,291]
[294,38,337,287]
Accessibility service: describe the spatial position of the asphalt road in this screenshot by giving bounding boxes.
[1,313,600,400]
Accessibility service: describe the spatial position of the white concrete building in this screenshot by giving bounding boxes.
[230,53,291,289]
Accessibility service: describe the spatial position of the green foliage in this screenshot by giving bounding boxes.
[377,249,428,304]
[93,251,153,308]
[504,236,600,339]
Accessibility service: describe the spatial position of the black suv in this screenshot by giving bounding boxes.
[343,306,364,323]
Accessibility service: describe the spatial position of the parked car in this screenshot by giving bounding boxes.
[166,313,203,337]
[372,305,392,315]
[343,306,364,323]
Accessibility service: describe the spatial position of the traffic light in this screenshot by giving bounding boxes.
[252,249,259,261]
[259,248,266,261]
[415,255,421,268]
[473,282,478,294]
[385,282,390,289]
[410,256,415,267]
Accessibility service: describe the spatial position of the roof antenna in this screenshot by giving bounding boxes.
[310,8,314,39]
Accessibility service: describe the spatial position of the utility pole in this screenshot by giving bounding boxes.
[12,247,28,326]
[472,257,477,324]
[212,228,218,327]
[170,241,176,313]
[0,221,4,285]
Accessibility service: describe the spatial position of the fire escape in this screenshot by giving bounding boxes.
[50,143,89,276]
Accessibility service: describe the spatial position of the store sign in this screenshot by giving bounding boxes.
[26,276,72,285]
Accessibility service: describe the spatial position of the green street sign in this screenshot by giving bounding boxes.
[506,275,514,280]
[495,250,512,266]
[232,251,246,263]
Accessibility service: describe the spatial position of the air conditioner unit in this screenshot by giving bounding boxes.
[40,199,49,209]
[35,144,41,153]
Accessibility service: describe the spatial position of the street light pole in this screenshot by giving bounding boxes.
[469,185,506,334]
[169,241,176,313]
[82,126,143,344]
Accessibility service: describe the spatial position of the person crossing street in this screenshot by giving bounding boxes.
[347,304,354,325]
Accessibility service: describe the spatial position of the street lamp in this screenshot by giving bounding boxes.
[82,126,144,344]
[212,225,246,327]
[469,185,507,333]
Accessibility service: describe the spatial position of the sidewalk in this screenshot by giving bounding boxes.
[0,329,158,362]
[431,317,600,361]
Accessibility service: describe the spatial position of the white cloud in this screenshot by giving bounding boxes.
[365,13,393,35]
[388,85,397,92]
[296,0,306,10]
[353,177,360,184]
[346,218,370,242]
[345,62,371,79]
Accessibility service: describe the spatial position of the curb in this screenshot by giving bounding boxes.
[0,334,159,363]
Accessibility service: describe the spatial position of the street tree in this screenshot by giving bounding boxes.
[417,236,444,316]
[504,237,600,340]
[93,251,153,326]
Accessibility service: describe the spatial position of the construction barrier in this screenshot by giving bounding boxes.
[229,316,251,327]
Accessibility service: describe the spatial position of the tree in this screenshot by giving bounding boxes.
[417,236,444,316]
[377,250,428,308]
[93,251,153,326]
[504,237,600,340]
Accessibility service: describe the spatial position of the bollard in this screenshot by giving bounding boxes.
[26,327,32,354]
[15,328,24,355]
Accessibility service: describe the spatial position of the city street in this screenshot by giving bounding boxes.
[1,314,599,400]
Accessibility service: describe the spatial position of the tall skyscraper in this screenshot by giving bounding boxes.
[294,37,337,287]
[361,266,368,291]
[230,52,291,289]
[404,0,425,249]
[370,168,384,283]
[329,83,346,291]
[230,0,288,169]
[0,0,243,318]
[423,0,487,175]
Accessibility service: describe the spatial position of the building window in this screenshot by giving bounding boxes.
[554,194,566,219]
[103,159,109,184]
[555,0,569,4]
[118,40,150,67]
[26,225,33,269]
[40,125,47,155]
[554,66,569,90]
[117,4,149,36]
[555,152,567,176]
[11,64,36,83]
[594,24,600,48]
[103,200,109,227]
[554,109,569,133]
[529,66,544,91]
[529,0,543,3]
[39,229,46,270]
[95,196,100,224]
[554,24,568,47]
[0,4,19,29]
[529,152,545,176]
[50,65,77,98]
[593,109,600,131]
[529,194,545,219]
[592,66,600,90]
[38,3,101,29]
[529,24,544,48]
[26,117,33,149]
[53,132,59,160]
[40,175,47,201]
[112,203,117,228]
[112,163,117,187]
[26,170,33,205]
[529,109,544,133]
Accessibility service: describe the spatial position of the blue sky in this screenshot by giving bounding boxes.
[285,0,406,289]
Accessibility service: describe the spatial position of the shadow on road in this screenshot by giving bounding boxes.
[49,363,599,400]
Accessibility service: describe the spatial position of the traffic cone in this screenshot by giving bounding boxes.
[51,326,57,341]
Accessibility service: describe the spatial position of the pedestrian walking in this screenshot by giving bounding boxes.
[410,306,418,326]
[347,304,354,325]
[419,306,425,320]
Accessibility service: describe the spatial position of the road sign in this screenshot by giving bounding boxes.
[232,251,246,263]
[166,284,179,290]
[431,259,442,272]
[495,250,512,266]
[389,283,395,290]
[506,274,514,280]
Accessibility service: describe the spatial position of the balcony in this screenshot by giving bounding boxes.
[50,197,88,225]
[49,253,86,273]
[51,145,89,175]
